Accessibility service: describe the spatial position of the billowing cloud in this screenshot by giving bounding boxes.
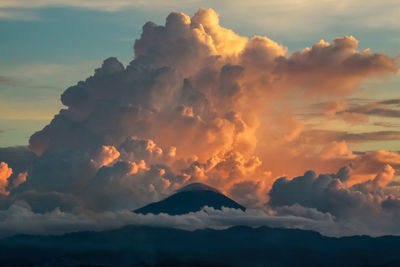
[268,165,400,236]
[0,163,12,195]
[319,141,355,160]
[90,145,120,168]
[0,162,26,196]
[275,37,397,95]
[10,172,27,189]
[0,8,399,237]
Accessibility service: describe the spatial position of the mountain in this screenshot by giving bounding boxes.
[134,183,246,215]
[1,225,400,266]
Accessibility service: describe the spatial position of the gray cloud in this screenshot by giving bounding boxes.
[268,166,400,236]
[378,99,400,106]
[346,106,400,118]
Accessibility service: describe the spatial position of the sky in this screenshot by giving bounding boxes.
[0,0,400,237]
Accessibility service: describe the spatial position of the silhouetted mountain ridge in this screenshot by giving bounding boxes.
[1,225,400,266]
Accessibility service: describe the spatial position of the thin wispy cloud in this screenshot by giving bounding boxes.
[1,0,400,33]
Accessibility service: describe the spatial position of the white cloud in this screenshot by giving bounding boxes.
[0,203,359,238]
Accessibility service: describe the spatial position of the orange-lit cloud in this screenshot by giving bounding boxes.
[0,162,27,196]
[1,8,400,236]
[90,145,120,168]
[25,9,398,203]
[0,162,12,196]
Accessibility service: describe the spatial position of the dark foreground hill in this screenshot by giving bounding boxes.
[134,183,246,215]
[1,225,400,266]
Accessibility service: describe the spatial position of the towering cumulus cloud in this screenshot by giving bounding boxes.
[0,8,399,236]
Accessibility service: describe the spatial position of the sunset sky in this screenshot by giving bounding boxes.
[0,1,400,237]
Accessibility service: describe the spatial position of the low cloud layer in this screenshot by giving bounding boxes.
[0,203,380,238]
[0,8,399,237]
